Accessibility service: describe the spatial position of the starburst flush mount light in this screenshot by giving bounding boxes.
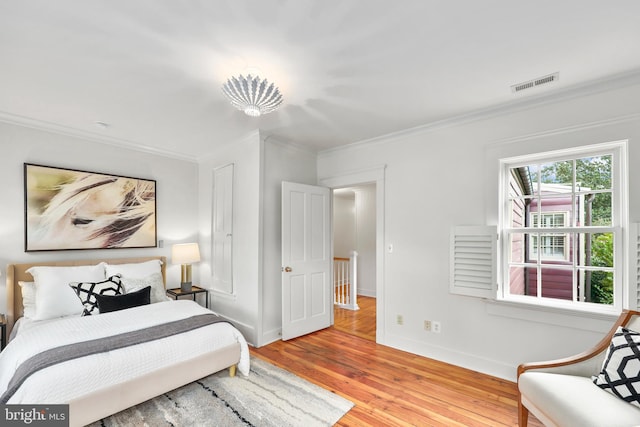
[221,74,284,117]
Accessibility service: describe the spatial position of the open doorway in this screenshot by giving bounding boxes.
[332,184,376,341]
[321,165,385,344]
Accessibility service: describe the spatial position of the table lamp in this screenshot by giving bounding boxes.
[172,243,200,292]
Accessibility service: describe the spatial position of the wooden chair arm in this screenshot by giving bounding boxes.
[517,309,638,378]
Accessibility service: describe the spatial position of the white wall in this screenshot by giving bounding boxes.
[317,78,640,380]
[198,132,262,344]
[333,192,356,258]
[0,121,199,315]
[354,185,376,297]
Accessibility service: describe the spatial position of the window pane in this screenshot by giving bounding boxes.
[539,233,568,261]
[509,265,537,297]
[540,267,573,300]
[571,196,580,227]
[577,269,613,305]
[576,155,611,190]
[530,231,569,262]
[527,164,539,195]
[532,211,566,228]
[540,160,573,186]
[509,233,525,263]
[580,192,612,226]
[534,199,570,226]
[526,198,539,228]
[577,232,613,268]
[509,198,528,228]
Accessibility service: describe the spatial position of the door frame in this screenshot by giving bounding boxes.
[320,165,386,343]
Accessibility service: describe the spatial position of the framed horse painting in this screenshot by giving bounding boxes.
[24,163,157,251]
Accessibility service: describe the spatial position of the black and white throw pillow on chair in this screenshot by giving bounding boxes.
[593,326,640,407]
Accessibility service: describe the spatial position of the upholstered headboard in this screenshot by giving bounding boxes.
[5,256,167,339]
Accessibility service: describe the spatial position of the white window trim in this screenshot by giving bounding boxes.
[498,140,629,315]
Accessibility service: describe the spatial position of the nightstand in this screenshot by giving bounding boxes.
[0,314,6,351]
[166,286,209,308]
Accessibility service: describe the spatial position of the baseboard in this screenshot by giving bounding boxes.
[382,334,516,382]
[216,315,255,347]
[257,328,282,348]
[357,289,376,298]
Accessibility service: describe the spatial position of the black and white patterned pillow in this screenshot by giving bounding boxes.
[593,326,640,407]
[69,275,124,316]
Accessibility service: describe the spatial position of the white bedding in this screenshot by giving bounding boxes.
[0,300,250,404]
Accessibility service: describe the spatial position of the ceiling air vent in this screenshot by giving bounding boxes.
[511,72,559,93]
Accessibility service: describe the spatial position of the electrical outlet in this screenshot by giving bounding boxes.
[433,321,441,334]
[424,320,431,331]
[397,314,403,325]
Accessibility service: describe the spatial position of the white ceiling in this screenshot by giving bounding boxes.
[2,1,640,160]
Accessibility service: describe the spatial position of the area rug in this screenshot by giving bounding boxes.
[89,357,353,427]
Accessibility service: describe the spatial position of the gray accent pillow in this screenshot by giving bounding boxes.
[121,272,168,304]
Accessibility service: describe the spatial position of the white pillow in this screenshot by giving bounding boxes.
[27,263,106,320]
[18,281,36,319]
[121,272,169,304]
[105,260,162,279]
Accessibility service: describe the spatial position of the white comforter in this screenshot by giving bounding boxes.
[0,300,250,404]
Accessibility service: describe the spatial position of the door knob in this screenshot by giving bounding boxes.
[283,266,293,272]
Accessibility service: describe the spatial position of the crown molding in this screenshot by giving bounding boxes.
[319,68,640,158]
[199,130,262,163]
[0,111,198,162]
[261,132,317,156]
[488,112,640,148]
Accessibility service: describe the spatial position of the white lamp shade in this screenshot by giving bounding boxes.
[172,243,201,264]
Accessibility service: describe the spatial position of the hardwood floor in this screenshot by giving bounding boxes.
[333,295,376,341]
[251,296,544,426]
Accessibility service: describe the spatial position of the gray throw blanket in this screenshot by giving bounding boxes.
[1,313,228,403]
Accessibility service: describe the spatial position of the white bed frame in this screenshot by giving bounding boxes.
[5,256,241,427]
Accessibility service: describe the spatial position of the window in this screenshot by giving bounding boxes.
[500,141,626,313]
[530,212,568,261]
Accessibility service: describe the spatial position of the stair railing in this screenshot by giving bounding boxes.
[333,250,359,310]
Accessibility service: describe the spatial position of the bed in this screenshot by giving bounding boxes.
[0,256,250,427]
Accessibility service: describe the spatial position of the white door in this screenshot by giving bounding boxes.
[281,181,332,340]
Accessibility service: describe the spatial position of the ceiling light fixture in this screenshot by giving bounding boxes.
[221,74,283,117]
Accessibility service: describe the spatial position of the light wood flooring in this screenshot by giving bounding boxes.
[250,296,544,426]
[333,294,377,341]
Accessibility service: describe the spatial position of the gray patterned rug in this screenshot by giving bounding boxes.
[89,357,353,427]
